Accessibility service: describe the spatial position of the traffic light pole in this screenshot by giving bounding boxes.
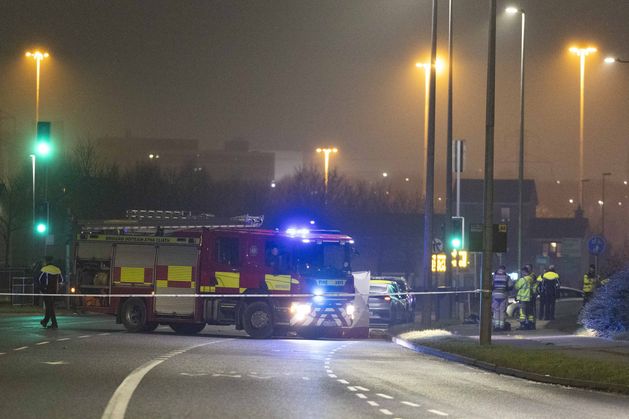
[480,0,497,346]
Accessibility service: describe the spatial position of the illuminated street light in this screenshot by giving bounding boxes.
[569,198,574,204]
[415,58,444,200]
[570,46,596,211]
[382,172,388,178]
[316,147,338,195]
[25,50,50,125]
[506,5,526,270]
[604,56,629,64]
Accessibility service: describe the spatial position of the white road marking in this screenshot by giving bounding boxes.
[57,338,70,341]
[179,372,207,377]
[36,341,50,345]
[102,339,230,419]
[14,346,28,351]
[356,393,367,399]
[43,361,68,365]
[0,352,5,355]
[302,377,310,380]
[328,374,337,378]
[355,386,370,392]
[347,386,357,392]
[78,335,91,339]
[428,409,449,416]
[401,401,420,407]
[98,333,110,336]
[377,393,394,400]
[212,373,241,378]
[379,409,393,416]
[337,379,349,384]
[367,401,380,407]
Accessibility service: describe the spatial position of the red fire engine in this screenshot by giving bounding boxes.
[72,219,356,339]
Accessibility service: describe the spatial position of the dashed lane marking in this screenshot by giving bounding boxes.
[36,341,50,345]
[376,393,394,400]
[328,374,337,378]
[337,379,349,384]
[14,346,28,351]
[0,352,5,355]
[102,339,232,419]
[379,409,393,416]
[347,386,357,392]
[367,401,380,407]
[78,335,91,339]
[355,386,370,392]
[356,393,367,399]
[302,377,310,380]
[428,409,448,416]
[401,401,420,407]
[98,333,110,336]
[57,338,70,341]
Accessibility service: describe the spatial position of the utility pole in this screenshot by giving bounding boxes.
[480,0,496,346]
[421,0,438,327]
[444,0,454,297]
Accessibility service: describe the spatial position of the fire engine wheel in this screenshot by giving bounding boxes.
[121,298,148,333]
[242,302,274,339]
[169,323,206,335]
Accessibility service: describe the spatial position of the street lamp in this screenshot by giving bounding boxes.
[601,172,612,236]
[506,5,526,270]
[25,50,50,125]
[569,46,596,211]
[605,56,629,64]
[415,58,444,200]
[316,147,338,196]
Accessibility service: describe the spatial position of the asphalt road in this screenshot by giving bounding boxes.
[1,314,628,419]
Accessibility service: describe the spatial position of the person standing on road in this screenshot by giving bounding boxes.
[525,264,541,325]
[491,265,511,331]
[538,265,560,320]
[583,264,598,304]
[38,256,64,329]
[514,266,535,330]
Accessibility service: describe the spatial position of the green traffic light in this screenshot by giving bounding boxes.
[36,141,51,157]
[36,223,47,234]
[451,238,461,249]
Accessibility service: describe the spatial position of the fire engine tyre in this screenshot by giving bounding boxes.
[242,302,274,339]
[121,298,148,333]
[169,323,206,335]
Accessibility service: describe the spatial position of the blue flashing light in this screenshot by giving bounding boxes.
[309,220,316,225]
[313,288,324,296]
[286,227,310,237]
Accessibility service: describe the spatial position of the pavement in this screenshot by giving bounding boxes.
[390,318,629,394]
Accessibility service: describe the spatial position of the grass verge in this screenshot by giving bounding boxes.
[421,337,629,387]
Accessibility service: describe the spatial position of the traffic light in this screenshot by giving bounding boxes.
[35,201,49,235]
[450,216,464,250]
[35,121,52,157]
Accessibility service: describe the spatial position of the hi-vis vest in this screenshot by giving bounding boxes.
[515,275,533,302]
[583,274,596,293]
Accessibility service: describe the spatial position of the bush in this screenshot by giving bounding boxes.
[579,268,629,339]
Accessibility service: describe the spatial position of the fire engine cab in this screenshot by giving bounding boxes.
[72,218,356,339]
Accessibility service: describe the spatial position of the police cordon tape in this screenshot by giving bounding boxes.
[0,290,485,299]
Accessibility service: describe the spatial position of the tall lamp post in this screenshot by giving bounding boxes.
[569,46,596,211]
[601,172,612,236]
[416,58,443,201]
[506,6,526,271]
[316,147,338,197]
[25,50,50,126]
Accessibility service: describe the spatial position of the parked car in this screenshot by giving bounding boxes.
[368,280,409,326]
[506,286,584,319]
[372,276,416,322]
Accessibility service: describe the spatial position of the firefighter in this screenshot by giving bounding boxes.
[38,256,64,329]
[525,264,542,323]
[491,265,511,331]
[514,266,535,330]
[583,264,598,304]
[538,265,560,320]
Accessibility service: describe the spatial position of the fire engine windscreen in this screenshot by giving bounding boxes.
[266,240,350,277]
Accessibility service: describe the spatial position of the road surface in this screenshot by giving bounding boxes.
[0,314,628,418]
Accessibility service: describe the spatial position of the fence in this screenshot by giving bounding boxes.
[0,268,30,304]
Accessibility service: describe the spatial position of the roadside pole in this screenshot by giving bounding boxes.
[480,0,497,346]
[421,0,438,327]
[444,0,454,317]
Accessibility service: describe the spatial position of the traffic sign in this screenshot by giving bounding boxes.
[587,235,606,256]
[432,238,444,253]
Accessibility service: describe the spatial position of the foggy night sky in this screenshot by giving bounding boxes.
[1,0,629,189]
